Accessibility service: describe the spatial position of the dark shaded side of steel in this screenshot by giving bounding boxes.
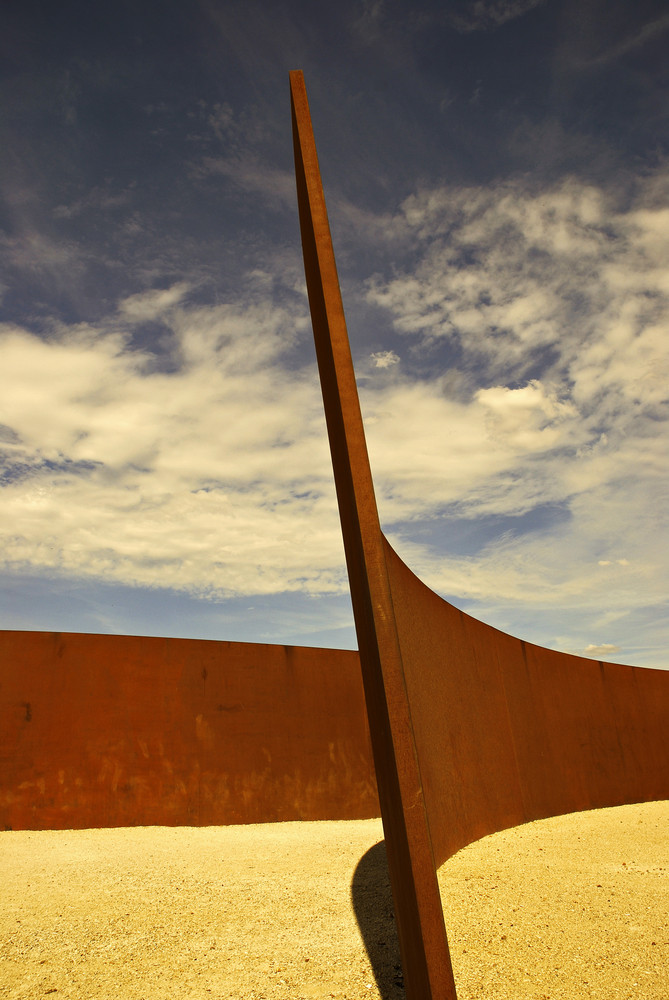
[290,69,669,1000]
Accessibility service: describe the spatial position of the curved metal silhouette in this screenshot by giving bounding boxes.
[290,69,669,1000]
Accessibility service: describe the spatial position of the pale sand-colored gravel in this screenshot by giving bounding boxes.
[1,801,666,999]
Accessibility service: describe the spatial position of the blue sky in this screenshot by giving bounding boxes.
[1,0,667,667]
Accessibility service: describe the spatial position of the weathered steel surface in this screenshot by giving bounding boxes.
[0,630,378,831]
[290,69,669,999]
[383,540,669,868]
[291,70,458,999]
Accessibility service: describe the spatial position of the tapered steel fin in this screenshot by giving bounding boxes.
[290,68,669,1000]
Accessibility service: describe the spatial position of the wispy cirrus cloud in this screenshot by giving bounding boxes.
[364,168,669,399]
[0,230,87,291]
[194,155,297,208]
[559,10,669,72]
[52,184,134,221]
[445,0,546,33]
[338,165,668,663]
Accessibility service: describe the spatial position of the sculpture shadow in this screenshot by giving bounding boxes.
[351,840,405,998]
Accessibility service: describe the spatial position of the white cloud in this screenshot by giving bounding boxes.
[358,374,587,522]
[194,156,297,208]
[365,179,637,383]
[0,293,346,599]
[119,282,192,321]
[52,185,133,220]
[364,168,668,448]
[2,165,667,666]
[370,349,399,368]
[351,0,387,45]
[0,230,86,288]
[372,442,667,668]
[583,643,621,658]
[347,168,668,663]
[579,12,669,69]
[208,102,234,139]
[446,0,546,34]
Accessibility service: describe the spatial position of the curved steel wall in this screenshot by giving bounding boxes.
[384,540,669,868]
[0,630,379,831]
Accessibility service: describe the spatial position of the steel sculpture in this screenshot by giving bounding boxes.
[290,69,669,999]
[0,630,377,831]
[1,68,667,1000]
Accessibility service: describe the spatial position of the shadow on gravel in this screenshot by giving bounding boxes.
[351,840,405,998]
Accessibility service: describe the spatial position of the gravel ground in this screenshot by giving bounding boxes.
[1,801,666,999]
